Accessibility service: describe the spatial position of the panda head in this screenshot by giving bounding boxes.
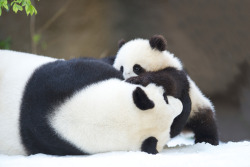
[49,80,182,154]
[131,84,183,153]
[113,35,183,79]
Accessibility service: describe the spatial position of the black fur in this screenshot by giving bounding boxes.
[126,67,191,138]
[133,64,146,75]
[185,108,219,145]
[120,66,124,73]
[102,40,219,145]
[149,35,167,51]
[133,87,155,110]
[163,93,169,104]
[118,39,126,48]
[141,137,158,154]
[20,59,123,155]
[100,56,116,65]
[126,68,219,145]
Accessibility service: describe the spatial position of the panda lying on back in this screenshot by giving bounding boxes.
[0,50,182,155]
[103,35,219,145]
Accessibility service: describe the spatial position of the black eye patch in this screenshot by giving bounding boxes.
[133,64,145,75]
[120,66,124,73]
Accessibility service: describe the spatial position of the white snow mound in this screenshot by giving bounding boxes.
[0,135,250,167]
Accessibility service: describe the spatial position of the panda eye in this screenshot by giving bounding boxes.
[120,66,124,73]
[133,64,145,75]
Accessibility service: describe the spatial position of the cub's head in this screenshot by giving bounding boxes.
[113,35,183,79]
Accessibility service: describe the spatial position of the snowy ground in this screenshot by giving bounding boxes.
[1,134,250,167]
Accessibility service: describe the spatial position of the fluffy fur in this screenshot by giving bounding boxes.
[0,50,56,155]
[111,35,219,145]
[49,81,182,155]
[125,67,191,138]
[113,38,182,78]
[0,50,182,155]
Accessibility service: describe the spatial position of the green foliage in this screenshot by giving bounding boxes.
[0,0,38,16]
[32,34,47,51]
[32,33,41,44]
[0,37,12,49]
[41,41,47,50]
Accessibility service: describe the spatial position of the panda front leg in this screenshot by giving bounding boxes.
[185,77,219,145]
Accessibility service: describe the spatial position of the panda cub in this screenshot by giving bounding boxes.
[0,50,182,155]
[108,35,219,145]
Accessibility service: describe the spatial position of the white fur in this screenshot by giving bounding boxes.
[49,80,182,154]
[0,50,57,155]
[113,38,215,118]
[0,50,182,155]
[113,39,183,79]
[187,77,214,116]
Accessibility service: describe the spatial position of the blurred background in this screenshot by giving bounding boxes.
[0,0,249,142]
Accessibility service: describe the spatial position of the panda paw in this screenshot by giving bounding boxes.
[195,137,219,146]
[126,76,150,87]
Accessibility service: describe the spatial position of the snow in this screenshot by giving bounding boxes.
[1,135,250,167]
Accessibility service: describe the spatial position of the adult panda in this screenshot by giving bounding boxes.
[103,35,219,145]
[0,50,182,155]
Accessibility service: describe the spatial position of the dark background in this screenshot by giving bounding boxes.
[0,0,249,142]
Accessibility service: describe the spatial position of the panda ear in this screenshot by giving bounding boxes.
[149,35,167,51]
[133,87,155,110]
[141,137,158,154]
[118,39,126,48]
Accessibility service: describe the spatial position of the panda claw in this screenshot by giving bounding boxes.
[126,76,150,87]
[126,77,141,84]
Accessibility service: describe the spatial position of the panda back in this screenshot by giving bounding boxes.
[0,50,56,155]
[20,58,123,155]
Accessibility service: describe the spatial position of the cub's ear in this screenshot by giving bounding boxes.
[118,39,126,48]
[133,87,155,110]
[149,35,167,51]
